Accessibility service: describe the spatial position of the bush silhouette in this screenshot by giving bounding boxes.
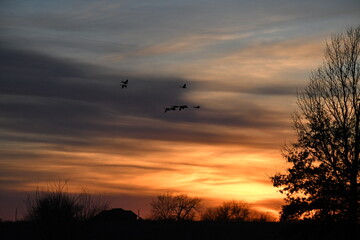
[25,180,109,239]
[25,181,81,225]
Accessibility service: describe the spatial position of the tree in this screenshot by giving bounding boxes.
[201,207,218,221]
[271,26,360,223]
[173,194,202,221]
[250,211,277,222]
[150,193,202,221]
[150,192,176,221]
[201,200,250,222]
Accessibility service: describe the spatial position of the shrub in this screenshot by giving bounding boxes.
[25,180,109,224]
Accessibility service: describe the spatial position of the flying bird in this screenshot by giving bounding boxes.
[164,107,171,113]
[193,106,200,109]
[179,105,188,111]
[171,105,179,110]
[122,79,128,84]
[121,84,127,89]
[180,84,187,88]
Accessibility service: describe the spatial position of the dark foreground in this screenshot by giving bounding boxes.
[1,221,358,240]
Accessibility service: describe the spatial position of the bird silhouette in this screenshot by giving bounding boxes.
[193,106,200,109]
[164,107,171,113]
[121,84,127,89]
[179,105,188,111]
[122,79,128,84]
[171,105,179,110]
[180,84,187,88]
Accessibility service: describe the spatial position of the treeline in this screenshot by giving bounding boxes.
[22,181,275,225]
[3,181,357,240]
[150,192,275,222]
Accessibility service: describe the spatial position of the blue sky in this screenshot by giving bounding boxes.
[0,0,359,220]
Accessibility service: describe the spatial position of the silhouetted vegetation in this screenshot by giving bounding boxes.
[201,201,277,223]
[25,181,109,222]
[0,184,357,239]
[201,200,250,222]
[271,26,360,223]
[250,211,277,223]
[24,180,109,239]
[150,192,202,221]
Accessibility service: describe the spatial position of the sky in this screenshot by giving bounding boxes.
[1,0,359,221]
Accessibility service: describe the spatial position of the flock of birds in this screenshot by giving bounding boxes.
[121,80,200,113]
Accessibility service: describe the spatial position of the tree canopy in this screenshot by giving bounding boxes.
[201,200,250,222]
[150,192,202,221]
[271,26,360,223]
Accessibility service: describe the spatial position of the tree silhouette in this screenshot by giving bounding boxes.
[271,26,360,223]
[150,192,175,221]
[201,200,250,222]
[150,193,202,221]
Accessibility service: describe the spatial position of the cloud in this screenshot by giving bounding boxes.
[192,80,301,96]
[0,45,291,150]
[3,0,358,72]
[0,45,291,204]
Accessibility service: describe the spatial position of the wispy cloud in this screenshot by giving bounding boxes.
[0,44,289,198]
[0,45,291,145]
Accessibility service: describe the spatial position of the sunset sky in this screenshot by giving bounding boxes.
[1,0,360,220]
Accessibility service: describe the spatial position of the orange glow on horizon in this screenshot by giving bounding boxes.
[3,142,285,219]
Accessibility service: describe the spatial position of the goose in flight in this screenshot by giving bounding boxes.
[164,107,171,113]
[171,105,179,110]
[180,84,187,88]
[121,84,127,89]
[193,106,200,109]
[179,105,188,111]
[122,79,128,84]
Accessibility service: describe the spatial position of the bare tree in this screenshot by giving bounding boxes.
[271,26,360,222]
[173,194,202,221]
[150,193,202,221]
[250,211,277,222]
[215,201,234,221]
[150,192,176,221]
[201,200,250,222]
[201,207,218,221]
